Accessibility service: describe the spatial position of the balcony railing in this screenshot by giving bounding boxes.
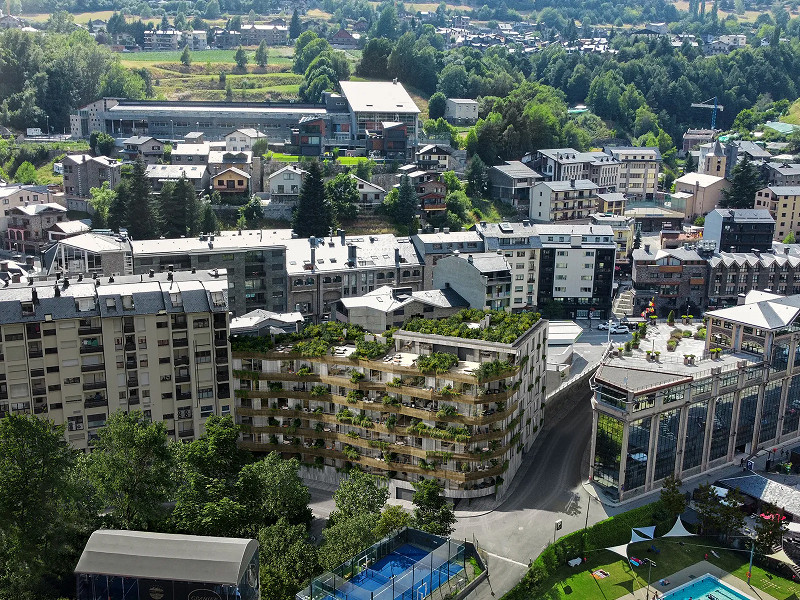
[80,345,104,354]
[177,392,192,400]
[78,326,103,335]
[81,364,105,372]
[83,381,107,391]
[174,356,190,366]
[178,429,194,438]
[84,397,108,409]
[173,339,189,348]
[175,374,191,383]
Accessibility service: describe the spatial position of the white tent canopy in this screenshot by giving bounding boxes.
[606,543,629,558]
[663,517,695,538]
[630,530,651,544]
[633,526,656,539]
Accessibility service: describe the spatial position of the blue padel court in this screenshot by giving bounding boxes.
[299,528,467,600]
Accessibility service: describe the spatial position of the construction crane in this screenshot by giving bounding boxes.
[691,96,724,130]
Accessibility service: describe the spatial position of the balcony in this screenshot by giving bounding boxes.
[124,342,136,351]
[174,356,190,366]
[81,363,105,372]
[128,396,140,405]
[216,369,230,382]
[78,326,103,335]
[123,323,135,333]
[172,320,188,330]
[28,350,43,359]
[83,381,107,391]
[80,345,104,354]
[177,392,192,401]
[127,379,139,388]
[84,397,108,409]
[173,338,189,348]
[216,350,229,364]
[178,429,194,438]
[214,337,227,347]
[31,386,46,396]
[175,374,191,383]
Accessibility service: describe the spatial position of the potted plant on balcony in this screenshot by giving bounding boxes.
[646,349,653,361]
[654,350,661,361]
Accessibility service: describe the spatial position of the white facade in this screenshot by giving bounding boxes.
[268,165,307,198]
[445,99,479,124]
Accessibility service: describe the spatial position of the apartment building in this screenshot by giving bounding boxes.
[632,244,712,315]
[597,192,626,215]
[473,221,539,310]
[3,203,68,254]
[285,233,425,321]
[590,213,635,268]
[603,146,661,200]
[444,98,478,124]
[754,186,800,241]
[529,179,600,222]
[43,232,134,278]
[763,163,800,187]
[708,246,800,307]
[144,164,210,193]
[143,29,208,51]
[590,290,800,503]
[239,23,288,45]
[488,161,542,214]
[69,98,120,139]
[703,208,775,253]
[62,154,122,200]
[120,136,164,165]
[225,129,267,152]
[433,252,512,311]
[530,148,619,192]
[0,184,57,233]
[674,172,729,220]
[415,145,453,172]
[233,310,548,500]
[410,230,484,288]
[0,270,231,451]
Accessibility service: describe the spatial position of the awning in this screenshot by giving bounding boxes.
[662,517,694,538]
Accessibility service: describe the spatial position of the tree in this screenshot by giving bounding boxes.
[716,489,745,541]
[357,38,393,78]
[161,176,200,238]
[230,15,243,31]
[428,92,447,120]
[755,511,787,552]
[393,174,419,231]
[235,47,248,71]
[412,479,456,536]
[202,203,218,234]
[13,161,38,184]
[89,181,116,228]
[289,9,302,40]
[684,153,696,174]
[442,170,463,193]
[325,172,360,223]
[373,504,413,539]
[694,482,721,534]
[95,132,116,156]
[694,216,705,226]
[85,411,175,530]
[108,179,130,232]
[659,475,686,519]
[293,160,333,237]
[355,159,374,181]
[375,4,399,39]
[237,453,312,531]
[633,229,642,250]
[259,520,319,600]
[239,195,264,228]
[122,158,161,239]
[0,415,93,599]
[329,471,389,526]
[205,0,221,19]
[722,155,763,209]
[181,45,192,67]
[784,232,796,244]
[465,155,488,198]
[255,40,269,68]
[100,63,146,99]
[319,513,380,571]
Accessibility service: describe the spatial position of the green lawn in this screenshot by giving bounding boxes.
[120,47,293,65]
[538,538,800,600]
[782,99,800,125]
[470,197,520,223]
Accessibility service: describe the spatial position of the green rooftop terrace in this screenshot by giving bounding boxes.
[400,310,542,344]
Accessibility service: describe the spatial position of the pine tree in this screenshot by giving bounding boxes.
[109,179,130,232]
[125,158,161,240]
[395,174,418,231]
[202,204,218,234]
[292,161,333,238]
[721,154,763,209]
[160,176,199,237]
[465,155,488,198]
[255,40,269,68]
[289,9,301,40]
[180,45,192,67]
[234,47,248,71]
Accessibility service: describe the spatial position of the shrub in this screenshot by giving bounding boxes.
[346,390,363,403]
[354,339,392,359]
[695,327,707,340]
[387,377,402,388]
[436,404,458,418]
[473,359,515,381]
[402,309,541,344]
[310,385,330,397]
[349,371,365,383]
[624,341,631,352]
[416,352,459,374]
[294,338,330,356]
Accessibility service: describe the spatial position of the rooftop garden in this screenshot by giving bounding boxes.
[401,310,541,344]
[230,321,393,357]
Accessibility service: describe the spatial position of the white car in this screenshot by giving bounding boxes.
[609,325,629,334]
[597,322,611,330]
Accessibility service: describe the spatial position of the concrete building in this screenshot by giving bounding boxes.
[590,213,636,268]
[488,161,542,214]
[529,179,599,222]
[144,164,210,193]
[62,154,122,200]
[0,184,57,235]
[530,148,619,192]
[703,208,775,253]
[0,269,231,450]
[172,141,211,165]
[333,285,468,331]
[590,290,800,503]
[208,150,253,178]
[410,230,484,289]
[632,244,713,315]
[233,310,548,500]
[754,186,800,241]
[433,252,512,311]
[674,172,730,220]
[763,162,800,187]
[708,247,800,308]
[350,174,385,211]
[284,233,424,321]
[2,203,68,254]
[603,146,661,200]
[444,98,479,124]
[225,128,267,152]
[698,140,728,177]
[120,136,164,165]
[69,98,121,139]
[597,192,626,215]
[239,23,288,45]
[415,144,453,172]
[229,309,304,336]
[43,232,134,277]
[682,128,715,154]
[624,205,685,233]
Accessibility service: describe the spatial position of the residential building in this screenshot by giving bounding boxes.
[410,230,484,288]
[233,310,548,500]
[731,140,771,162]
[488,161,542,214]
[212,167,251,195]
[367,122,410,161]
[417,179,447,216]
[0,184,57,234]
[529,179,599,222]
[43,232,134,277]
[529,148,619,192]
[597,192,626,216]
[120,136,164,165]
[473,221,539,310]
[754,186,800,241]
[444,98,478,124]
[415,144,453,172]
[433,252,512,311]
[229,309,304,336]
[172,142,211,165]
[48,221,91,242]
[333,285,468,331]
[186,29,208,50]
[603,146,661,200]
[144,29,182,50]
[239,23,289,45]
[624,205,685,233]
[208,150,253,177]
[225,128,267,152]
[284,233,424,321]
[339,80,420,154]
[674,172,730,220]
[682,128,715,154]
[764,162,800,187]
[329,28,361,49]
[703,208,775,253]
[350,175,385,211]
[708,246,800,308]
[698,140,728,177]
[631,244,713,315]
[2,203,68,254]
[590,290,800,503]
[131,230,293,317]
[291,116,326,156]
[0,269,231,451]
[69,98,120,139]
[268,164,307,203]
[590,213,635,268]
[144,164,210,193]
[62,154,122,200]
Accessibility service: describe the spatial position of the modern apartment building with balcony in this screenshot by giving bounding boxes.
[0,270,232,451]
[232,311,548,500]
[591,290,800,503]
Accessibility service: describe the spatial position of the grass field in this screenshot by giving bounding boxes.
[537,538,800,600]
[120,47,294,66]
[781,99,800,125]
[21,10,118,23]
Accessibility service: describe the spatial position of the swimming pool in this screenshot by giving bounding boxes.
[662,574,757,600]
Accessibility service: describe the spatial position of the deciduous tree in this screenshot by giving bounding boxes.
[412,479,456,536]
[259,519,319,600]
[326,172,360,223]
[89,181,116,228]
[329,471,389,526]
[255,40,269,68]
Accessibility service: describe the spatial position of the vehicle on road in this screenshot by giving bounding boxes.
[597,322,611,330]
[609,325,629,334]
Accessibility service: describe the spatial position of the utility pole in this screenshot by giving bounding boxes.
[748,539,755,585]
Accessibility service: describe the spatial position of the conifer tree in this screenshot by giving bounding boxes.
[292,161,333,237]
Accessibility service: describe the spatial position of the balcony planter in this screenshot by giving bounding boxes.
[654,351,661,361]
[684,354,695,365]
[646,350,653,361]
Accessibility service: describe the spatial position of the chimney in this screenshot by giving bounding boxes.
[339,228,346,245]
[213,269,219,278]
[522,219,530,227]
[737,293,747,305]
[31,288,38,303]
[785,246,791,255]
[149,269,155,278]
[77,273,83,282]
[468,254,474,264]
[443,227,450,234]
[395,248,400,264]
[310,244,316,267]
[0,262,6,272]
[309,236,316,248]
[644,244,650,253]
[570,178,576,188]
[348,244,357,264]
[54,284,60,297]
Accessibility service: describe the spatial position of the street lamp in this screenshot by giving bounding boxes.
[643,558,656,600]
[607,318,613,345]
[45,114,49,137]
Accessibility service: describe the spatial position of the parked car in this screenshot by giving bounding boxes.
[610,325,629,334]
[597,322,610,330]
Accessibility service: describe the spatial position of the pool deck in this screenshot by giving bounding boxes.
[616,562,781,600]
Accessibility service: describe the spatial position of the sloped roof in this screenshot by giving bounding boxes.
[706,292,800,330]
